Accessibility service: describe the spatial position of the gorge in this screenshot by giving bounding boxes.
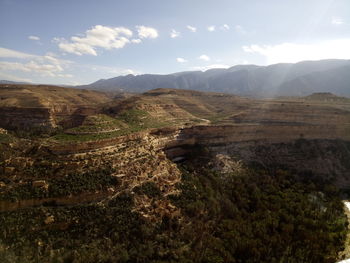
[0,84,350,262]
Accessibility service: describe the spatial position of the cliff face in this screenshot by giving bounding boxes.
[0,107,56,130]
[178,123,350,145]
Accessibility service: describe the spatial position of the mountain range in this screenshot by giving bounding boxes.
[78,59,350,97]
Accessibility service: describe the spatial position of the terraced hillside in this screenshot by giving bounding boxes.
[0,84,112,131]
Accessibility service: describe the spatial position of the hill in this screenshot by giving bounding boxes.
[0,84,111,108]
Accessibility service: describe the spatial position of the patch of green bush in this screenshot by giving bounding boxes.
[134,181,162,198]
[0,134,13,143]
[0,168,119,201]
[0,165,347,263]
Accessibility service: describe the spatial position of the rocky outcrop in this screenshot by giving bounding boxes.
[0,128,182,215]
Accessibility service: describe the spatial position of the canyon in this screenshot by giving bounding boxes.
[0,84,350,262]
[1,85,350,210]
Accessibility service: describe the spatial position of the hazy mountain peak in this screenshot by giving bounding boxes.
[76,59,350,98]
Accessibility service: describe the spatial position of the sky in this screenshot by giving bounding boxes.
[0,0,350,85]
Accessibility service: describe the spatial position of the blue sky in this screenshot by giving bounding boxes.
[0,0,350,85]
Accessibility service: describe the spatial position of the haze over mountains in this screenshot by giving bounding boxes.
[78,59,350,97]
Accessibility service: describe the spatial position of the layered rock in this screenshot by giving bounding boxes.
[0,107,56,130]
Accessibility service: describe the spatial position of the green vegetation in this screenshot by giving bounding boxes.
[0,133,13,143]
[0,195,158,263]
[206,113,231,124]
[169,166,347,263]
[117,108,173,130]
[65,114,127,134]
[117,109,149,127]
[52,129,127,142]
[0,183,47,202]
[0,168,118,201]
[0,164,347,262]
[133,181,162,198]
[48,168,118,198]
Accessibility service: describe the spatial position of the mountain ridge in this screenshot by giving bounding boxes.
[77,59,350,97]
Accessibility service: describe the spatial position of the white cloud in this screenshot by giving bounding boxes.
[332,17,344,25]
[52,37,61,43]
[192,64,229,71]
[87,64,140,76]
[207,26,215,32]
[0,47,137,84]
[28,35,40,41]
[59,42,98,56]
[57,73,73,78]
[221,24,230,30]
[136,25,158,39]
[131,39,142,44]
[57,25,134,56]
[198,54,210,61]
[0,47,36,59]
[67,80,82,86]
[242,39,350,64]
[0,47,72,78]
[170,29,180,38]
[0,72,33,83]
[0,61,64,77]
[235,25,247,34]
[187,25,197,32]
[108,68,136,75]
[176,57,187,63]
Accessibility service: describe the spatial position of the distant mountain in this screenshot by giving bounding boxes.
[276,65,350,97]
[78,59,350,98]
[0,80,32,85]
[304,92,350,103]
